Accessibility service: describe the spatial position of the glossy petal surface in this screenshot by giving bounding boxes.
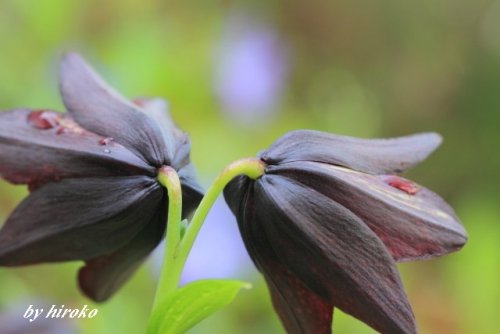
[59,53,168,167]
[272,161,467,261]
[224,129,468,334]
[133,97,204,216]
[0,52,205,304]
[261,130,441,174]
[78,202,166,302]
[0,176,162,265]
[0,109,154,189]
[225,175,417,334]
[226,177,333,333]
[133,97,180,164]
[263,259,334,333]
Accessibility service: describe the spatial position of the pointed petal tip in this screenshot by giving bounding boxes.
[262,129,445,174]
[430,131,443,144]
[414,131,443,150]
[58,52,108,97]
[60,51,81,63]
[59,52,86,76]
[452,227,468,250]
[58,52,95,97]
[274,161,468,263]
[77,265,108,303]
[58,51,170,166]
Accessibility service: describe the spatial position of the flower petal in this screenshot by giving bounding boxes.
[264,262,334,334]
[0,109,155,189]
[272,161,467,262]
[78,202,166,302]
[225,176,333,334]
[132,97,205,215]
[132,97,179,162]
[0,176,162,265]
[260,130,442,174]
[251,175,416,334]
[58,53,168,167]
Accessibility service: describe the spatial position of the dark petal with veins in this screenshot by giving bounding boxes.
[132,97,205,214]
[133,97,180,162]
[0,176,163,265]
[78,200,166,302]
[249,175,416,334]
[271,161,467,262]
[260,130,441,174]
[133,97,199,173]
[0,109,155,189]
[169,133,193,172]
[225,176,333,334]
[264,264,334,334]
[59,53,169,167]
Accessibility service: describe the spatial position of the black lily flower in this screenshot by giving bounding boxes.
[224,130,467,334]
[0,53,203,302]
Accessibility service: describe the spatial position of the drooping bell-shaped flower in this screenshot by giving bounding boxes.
[0,53,203,302]
[224,130,467,334]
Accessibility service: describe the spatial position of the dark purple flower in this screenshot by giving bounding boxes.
[0,53,203,302]
[224,130,467,334]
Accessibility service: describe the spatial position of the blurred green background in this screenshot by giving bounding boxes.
[0,0,498,333]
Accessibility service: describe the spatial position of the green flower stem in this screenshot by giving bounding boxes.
[168,157,265,293]
[151,158,265,314]
[154,166,183,308]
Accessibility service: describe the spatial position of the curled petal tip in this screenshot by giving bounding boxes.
[59,52,95,85]
[60,51,83,65]
[58,52,170,166]
[427,132,443,145]
[261,130,445,175]
[409,131,443,154]
[273,161,468,262]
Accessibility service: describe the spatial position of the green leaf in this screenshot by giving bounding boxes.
[147,279,251,334]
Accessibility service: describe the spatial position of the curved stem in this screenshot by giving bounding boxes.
[153,166,182,308]
[168,157,265,289]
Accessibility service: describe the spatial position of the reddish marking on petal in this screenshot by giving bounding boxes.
[27,110,61,129]
[56,126,67,135]
[132,99,145,107]
[381,175,419,195]
[98,137,114,146]
[27,165,64,191]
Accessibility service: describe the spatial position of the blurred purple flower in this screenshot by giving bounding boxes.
[149,197,255,283]
[180,197,255,282]
[215,15,288,124]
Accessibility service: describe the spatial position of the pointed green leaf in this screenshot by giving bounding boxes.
[148,279,251,334]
